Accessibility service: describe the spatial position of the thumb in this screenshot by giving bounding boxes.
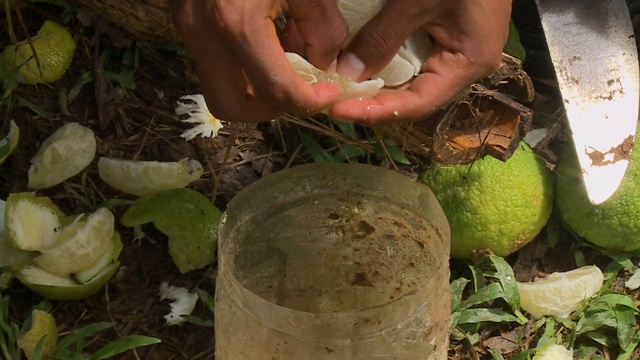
[336,2,422,81]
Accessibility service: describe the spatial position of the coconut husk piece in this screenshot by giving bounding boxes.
[376,53,535,164]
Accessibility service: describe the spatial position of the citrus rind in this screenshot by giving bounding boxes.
[15,261,120,301]
[74,231,122,284]
[4,192,65,251]
[28,122,97,190]
[98,157,204,196]
[532,344,573,360]
[0,20,76,84]
[34,207,115,277]
[0,120,19,166]
[17,309,58,359]
[120,188,221,273]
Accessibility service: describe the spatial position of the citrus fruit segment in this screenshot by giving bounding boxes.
[420,142,554,259]
[0,120,19,166]
[4,192,65,251]
[15,261,120,301]
[286,52,384,101]
[28,122,97,190]
[337,0,430,86]
[121,188,221,273]
[17,309,58,359]
[556,136,640,251]
[98,157,204,196]
[34,208,115,277]
[517,265,604,319]
[74,231,122,284]
[0,20,76,84]
[532,344,573,360]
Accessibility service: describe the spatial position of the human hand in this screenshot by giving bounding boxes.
[170,0,349,122]
[331,0,513,124]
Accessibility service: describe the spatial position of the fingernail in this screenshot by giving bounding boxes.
[337,52,365,80]
[327,59,337,74]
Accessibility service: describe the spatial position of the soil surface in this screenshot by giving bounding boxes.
[1,3,639,360]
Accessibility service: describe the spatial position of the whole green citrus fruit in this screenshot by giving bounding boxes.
[420,142,554,259]
[556,137,640,251]
[0,20,76,84]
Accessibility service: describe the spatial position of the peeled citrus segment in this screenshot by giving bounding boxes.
[34,208,115,277]
[286,52,384,101]
[517,265,604,319]
[0,20,76,84]
[17,309,58,360]
[0,120,19,166]
[98,157,204,196]
[15,261,119,301]
[74,231,122,284]
[4,192,65,251]
[337,0,431,86]
[532,344,573,360]
[28,122,97,190]
[121,188,222,273]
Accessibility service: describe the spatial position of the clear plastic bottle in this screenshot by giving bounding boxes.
[215,163,451,359]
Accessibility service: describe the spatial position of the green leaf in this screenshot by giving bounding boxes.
[87,335,160,360]
[298,129,334,163]
[591,294,639,312]
[18,97,53,118]
[489,255,520,310]
[450,277,470,312]
[383,141,411,165]
[68,71,93,102]
[615,306,636,348]
[617,330,640,360]
[576,310,617,334]
[332,119,359,139]
[196,288,215,314]
[181,315,214,328]
[503,19,526,61]
[456,308,523,325]
[535,317,557,349]
[489,348,506,360]
[333,144,365,162]
[459,282,505,310]
[54,322,115,354]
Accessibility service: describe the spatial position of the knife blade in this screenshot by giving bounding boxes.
[535,0,639,205]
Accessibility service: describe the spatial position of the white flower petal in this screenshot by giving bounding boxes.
[159,282,199,326]
[175,94,224,141]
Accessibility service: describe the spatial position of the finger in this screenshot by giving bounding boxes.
[218,5,341,116]
[336,1,427,81]
[178,3,279,122]
[288,0,348,71]
[278,19,305,54]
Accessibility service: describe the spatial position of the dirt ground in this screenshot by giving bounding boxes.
[1,2,639,360]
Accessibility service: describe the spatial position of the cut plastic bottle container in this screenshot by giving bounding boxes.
[215,163,451,359]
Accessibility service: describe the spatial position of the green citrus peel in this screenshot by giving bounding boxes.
[121,188,221,273]
[3,193,121,300]
[17,309,58,359]
[0,20,76,84]
[0,120,19,166]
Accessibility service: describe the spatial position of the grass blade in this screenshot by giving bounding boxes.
[54,322,115,354]
[297,130,334,163]
[87,335,160,360]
